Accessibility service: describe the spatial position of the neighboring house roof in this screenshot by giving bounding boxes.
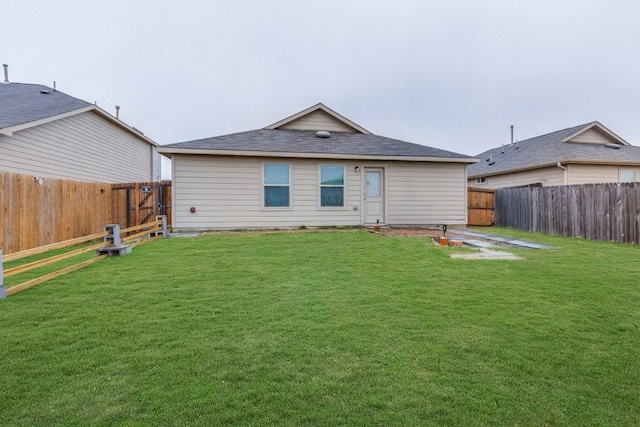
[0,82,157,146]
[159,103,476,163]
[0,82,91,128]
[468,122,640,178]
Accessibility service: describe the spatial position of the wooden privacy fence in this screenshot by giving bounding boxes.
[0,172,172,255]
[495,183,640,244]
[111,181,172,230]
[467,187,495,226]
[0,173,111,254]
[0,216,168,298]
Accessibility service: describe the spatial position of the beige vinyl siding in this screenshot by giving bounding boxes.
[386,163,467,225]
[0,111,154,182]
[277,110,357,133]
[172,155,468,230]
[566,164,639,184]
[173,155,362,229]
[469,166,565,188]
[568,127,615,144]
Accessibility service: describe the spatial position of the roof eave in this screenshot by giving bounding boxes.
[157,146,478,163]
[468,158,640,178]
[0,104,158,147]
[90,106,158,146]
[468,162,563,179]
[0,105,95,136]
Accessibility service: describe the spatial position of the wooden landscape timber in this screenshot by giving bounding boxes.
[0,216,168,298]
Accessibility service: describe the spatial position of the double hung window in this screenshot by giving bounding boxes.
[320,165,344,207]
[264,163,290,207]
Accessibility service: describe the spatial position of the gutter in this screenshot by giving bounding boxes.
[469,158,640,179]
[157,147,480,164]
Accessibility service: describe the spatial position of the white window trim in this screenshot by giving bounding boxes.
[318,163,347,210]
[475,177,487,184]
[261,162,292,210]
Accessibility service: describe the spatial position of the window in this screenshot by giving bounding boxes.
[320,165,344,207]
[620,169,637,183]
[475,177,487,184]
[264,163,290,207]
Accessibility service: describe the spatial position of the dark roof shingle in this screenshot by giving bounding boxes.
[162,129,474,160]
[0,83,91,129]
[468,123,640,177]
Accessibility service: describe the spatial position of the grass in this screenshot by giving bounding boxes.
[1,228,639,425]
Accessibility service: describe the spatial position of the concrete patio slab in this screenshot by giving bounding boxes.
[448,229,556,250]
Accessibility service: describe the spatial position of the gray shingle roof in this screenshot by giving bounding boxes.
[162,129,474,160]
[468,123,640,177]
[0,83,91,129]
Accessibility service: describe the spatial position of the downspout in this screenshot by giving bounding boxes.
[556,162,568,185]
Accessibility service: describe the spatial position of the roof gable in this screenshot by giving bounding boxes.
[562,122,629,145]
[265,103,370,134]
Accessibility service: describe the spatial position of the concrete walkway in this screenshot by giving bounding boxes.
[445,229,556,260]
[447,229,557,250]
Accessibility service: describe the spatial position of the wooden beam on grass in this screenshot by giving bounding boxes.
[3,241,107,278]
[121,220,161,235]
[3,232,108,262]
[6,255,108,297]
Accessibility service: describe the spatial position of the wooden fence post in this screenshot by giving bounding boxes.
[0,249,5,299]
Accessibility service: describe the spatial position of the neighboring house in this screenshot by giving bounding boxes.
[158,103,477,230]
[0,80,161,182]
[468,122,640,188]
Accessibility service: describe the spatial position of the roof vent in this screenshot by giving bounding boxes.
[605,143,621,149]
[39,89,52,94]
[3,64,8,84]
[315,130,331,139]
[488,161,495,166]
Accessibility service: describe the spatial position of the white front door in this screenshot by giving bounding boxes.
[364,168,384,225]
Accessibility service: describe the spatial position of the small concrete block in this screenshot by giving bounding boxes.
[96,245,132,257]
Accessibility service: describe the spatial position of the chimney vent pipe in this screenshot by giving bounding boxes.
[3,64,8,83]
[510,125,514,146]
[115,105,120,119]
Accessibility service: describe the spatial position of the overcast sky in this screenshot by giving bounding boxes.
[4,1,640,170]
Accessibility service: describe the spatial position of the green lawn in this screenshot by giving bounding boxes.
[1,229,639,426]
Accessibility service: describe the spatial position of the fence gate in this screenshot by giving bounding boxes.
[467,187,495,226]
[111,181,172,229]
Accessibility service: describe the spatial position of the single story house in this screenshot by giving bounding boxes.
[0,73,161,182]
[158,103,477,230]
[468,122,640,188]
